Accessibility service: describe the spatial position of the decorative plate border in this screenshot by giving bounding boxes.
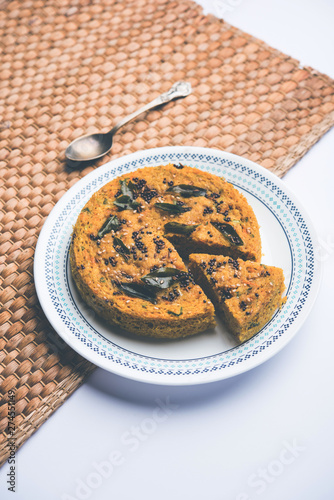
[34,147,321,385]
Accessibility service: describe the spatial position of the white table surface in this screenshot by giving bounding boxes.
[1,0,334,498]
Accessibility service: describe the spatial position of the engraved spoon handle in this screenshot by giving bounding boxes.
[108,81,192,136]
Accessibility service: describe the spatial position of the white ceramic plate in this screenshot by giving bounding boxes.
[34,147,321,385]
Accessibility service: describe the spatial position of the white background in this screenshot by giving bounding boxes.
[1,0,334,499]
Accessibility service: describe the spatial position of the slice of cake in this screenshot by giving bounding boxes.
[189,254,286,343]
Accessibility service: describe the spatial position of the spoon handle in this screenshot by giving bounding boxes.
[109,81,192,136]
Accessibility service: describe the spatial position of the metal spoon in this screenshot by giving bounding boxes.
[65,81,192,163]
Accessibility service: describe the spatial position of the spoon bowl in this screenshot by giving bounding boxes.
[65,81,192,165]
[66,133,113,162]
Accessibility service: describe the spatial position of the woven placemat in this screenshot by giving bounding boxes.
[1,0,334,467]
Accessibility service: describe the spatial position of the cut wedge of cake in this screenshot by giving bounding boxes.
[189,254,286,343]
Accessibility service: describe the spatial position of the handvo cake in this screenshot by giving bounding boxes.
[70,163,285,341]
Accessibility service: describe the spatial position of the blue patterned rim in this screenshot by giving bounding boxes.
[35,147,320,384]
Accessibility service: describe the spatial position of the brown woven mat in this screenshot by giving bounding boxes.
[1,0,334,467]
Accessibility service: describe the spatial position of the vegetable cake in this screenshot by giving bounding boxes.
[70,163,263,338]
[189,254,286,343]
